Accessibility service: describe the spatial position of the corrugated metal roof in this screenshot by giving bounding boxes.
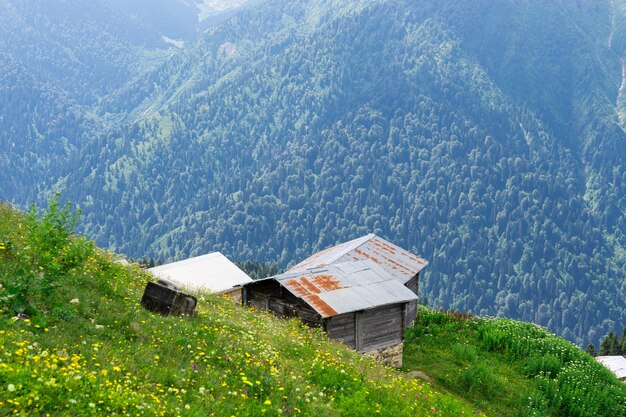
[264,260,417,318]
[596,356,626,380]
[288,234,428,284]
[149,252,252,294]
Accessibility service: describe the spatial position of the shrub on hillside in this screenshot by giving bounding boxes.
[0,195,93,318]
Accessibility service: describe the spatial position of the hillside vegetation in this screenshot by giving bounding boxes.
[0,201,480,416]
[403,309,626,417]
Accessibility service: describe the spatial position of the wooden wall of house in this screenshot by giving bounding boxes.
[219,287,244,301]
[244,281,323,327]
[404,273,419,326]
[325,313,357,349]
[326,304,406,353]
[245,281,408,354]
[360,304,405,351]
[245,280,280,310]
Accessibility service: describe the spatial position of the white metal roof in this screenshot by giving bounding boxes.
[259,260,418,318]
[596,356,626,380]
[149,252,252,294]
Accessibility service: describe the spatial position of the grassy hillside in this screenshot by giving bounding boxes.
[0,200,479,416]
[403,310,626,417]
[2,200,625,416]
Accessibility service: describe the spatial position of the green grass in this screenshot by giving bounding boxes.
[403,309,626,417]
[0,201,479,416]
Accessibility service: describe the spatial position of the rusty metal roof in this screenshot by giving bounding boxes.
[258,260,417,318]
[288,234,428,284]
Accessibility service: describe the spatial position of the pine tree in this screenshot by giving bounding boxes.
[599,331,619,356]
[586,343,596,357]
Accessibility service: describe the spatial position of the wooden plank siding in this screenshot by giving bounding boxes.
[248,295,269,311]
[360,305,405,351]
[244,283,323,327]
[326,305,406,352]
[405,274,418,293]
[244,280,280,312]
[404,273,419,326]
[326,313,357,349]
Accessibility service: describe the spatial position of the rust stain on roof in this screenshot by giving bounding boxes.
[311,274,345,291]
[353,248,381,264]
[284,280,307,297]
[285,277,321,296]
[299,277,322,294]
[354,246,416,276]
[306,294,337,317]
[370,236,428,265]
[285,274,346,296]
[288,236,367,272]
[372,239,397,254]
[297,277,321,294]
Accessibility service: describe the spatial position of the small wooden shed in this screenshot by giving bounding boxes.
[242,260,417,366]
[288,234,428,326]
[149,252,252,299]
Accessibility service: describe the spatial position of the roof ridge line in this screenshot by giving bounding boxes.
[322,233,375,265]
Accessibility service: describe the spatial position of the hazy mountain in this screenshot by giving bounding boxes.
[104,0,260,41]
[0,0,258,200]
[1,0,625,346]
[0,0,171,201]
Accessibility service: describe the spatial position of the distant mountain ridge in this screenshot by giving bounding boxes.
[1,0,625,347]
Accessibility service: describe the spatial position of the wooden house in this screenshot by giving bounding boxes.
[242,260,417,366]
[149,252,253,299]
[288,234,428,326]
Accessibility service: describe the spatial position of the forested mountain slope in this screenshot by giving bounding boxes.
[1,0,625,347]
[0,0,256,201]
[0,0,171,202]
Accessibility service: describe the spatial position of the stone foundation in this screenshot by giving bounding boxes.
[362,342,404,367]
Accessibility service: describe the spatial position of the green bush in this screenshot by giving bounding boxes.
[476,318,626,416]
[406,308,470,342]
[524,354,562,379]
[0,195,93,317]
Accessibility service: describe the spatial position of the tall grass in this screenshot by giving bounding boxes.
[404,309,626,417]
[477,318,626,417]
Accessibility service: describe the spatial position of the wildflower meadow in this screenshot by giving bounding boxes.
[0,200,480,416]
